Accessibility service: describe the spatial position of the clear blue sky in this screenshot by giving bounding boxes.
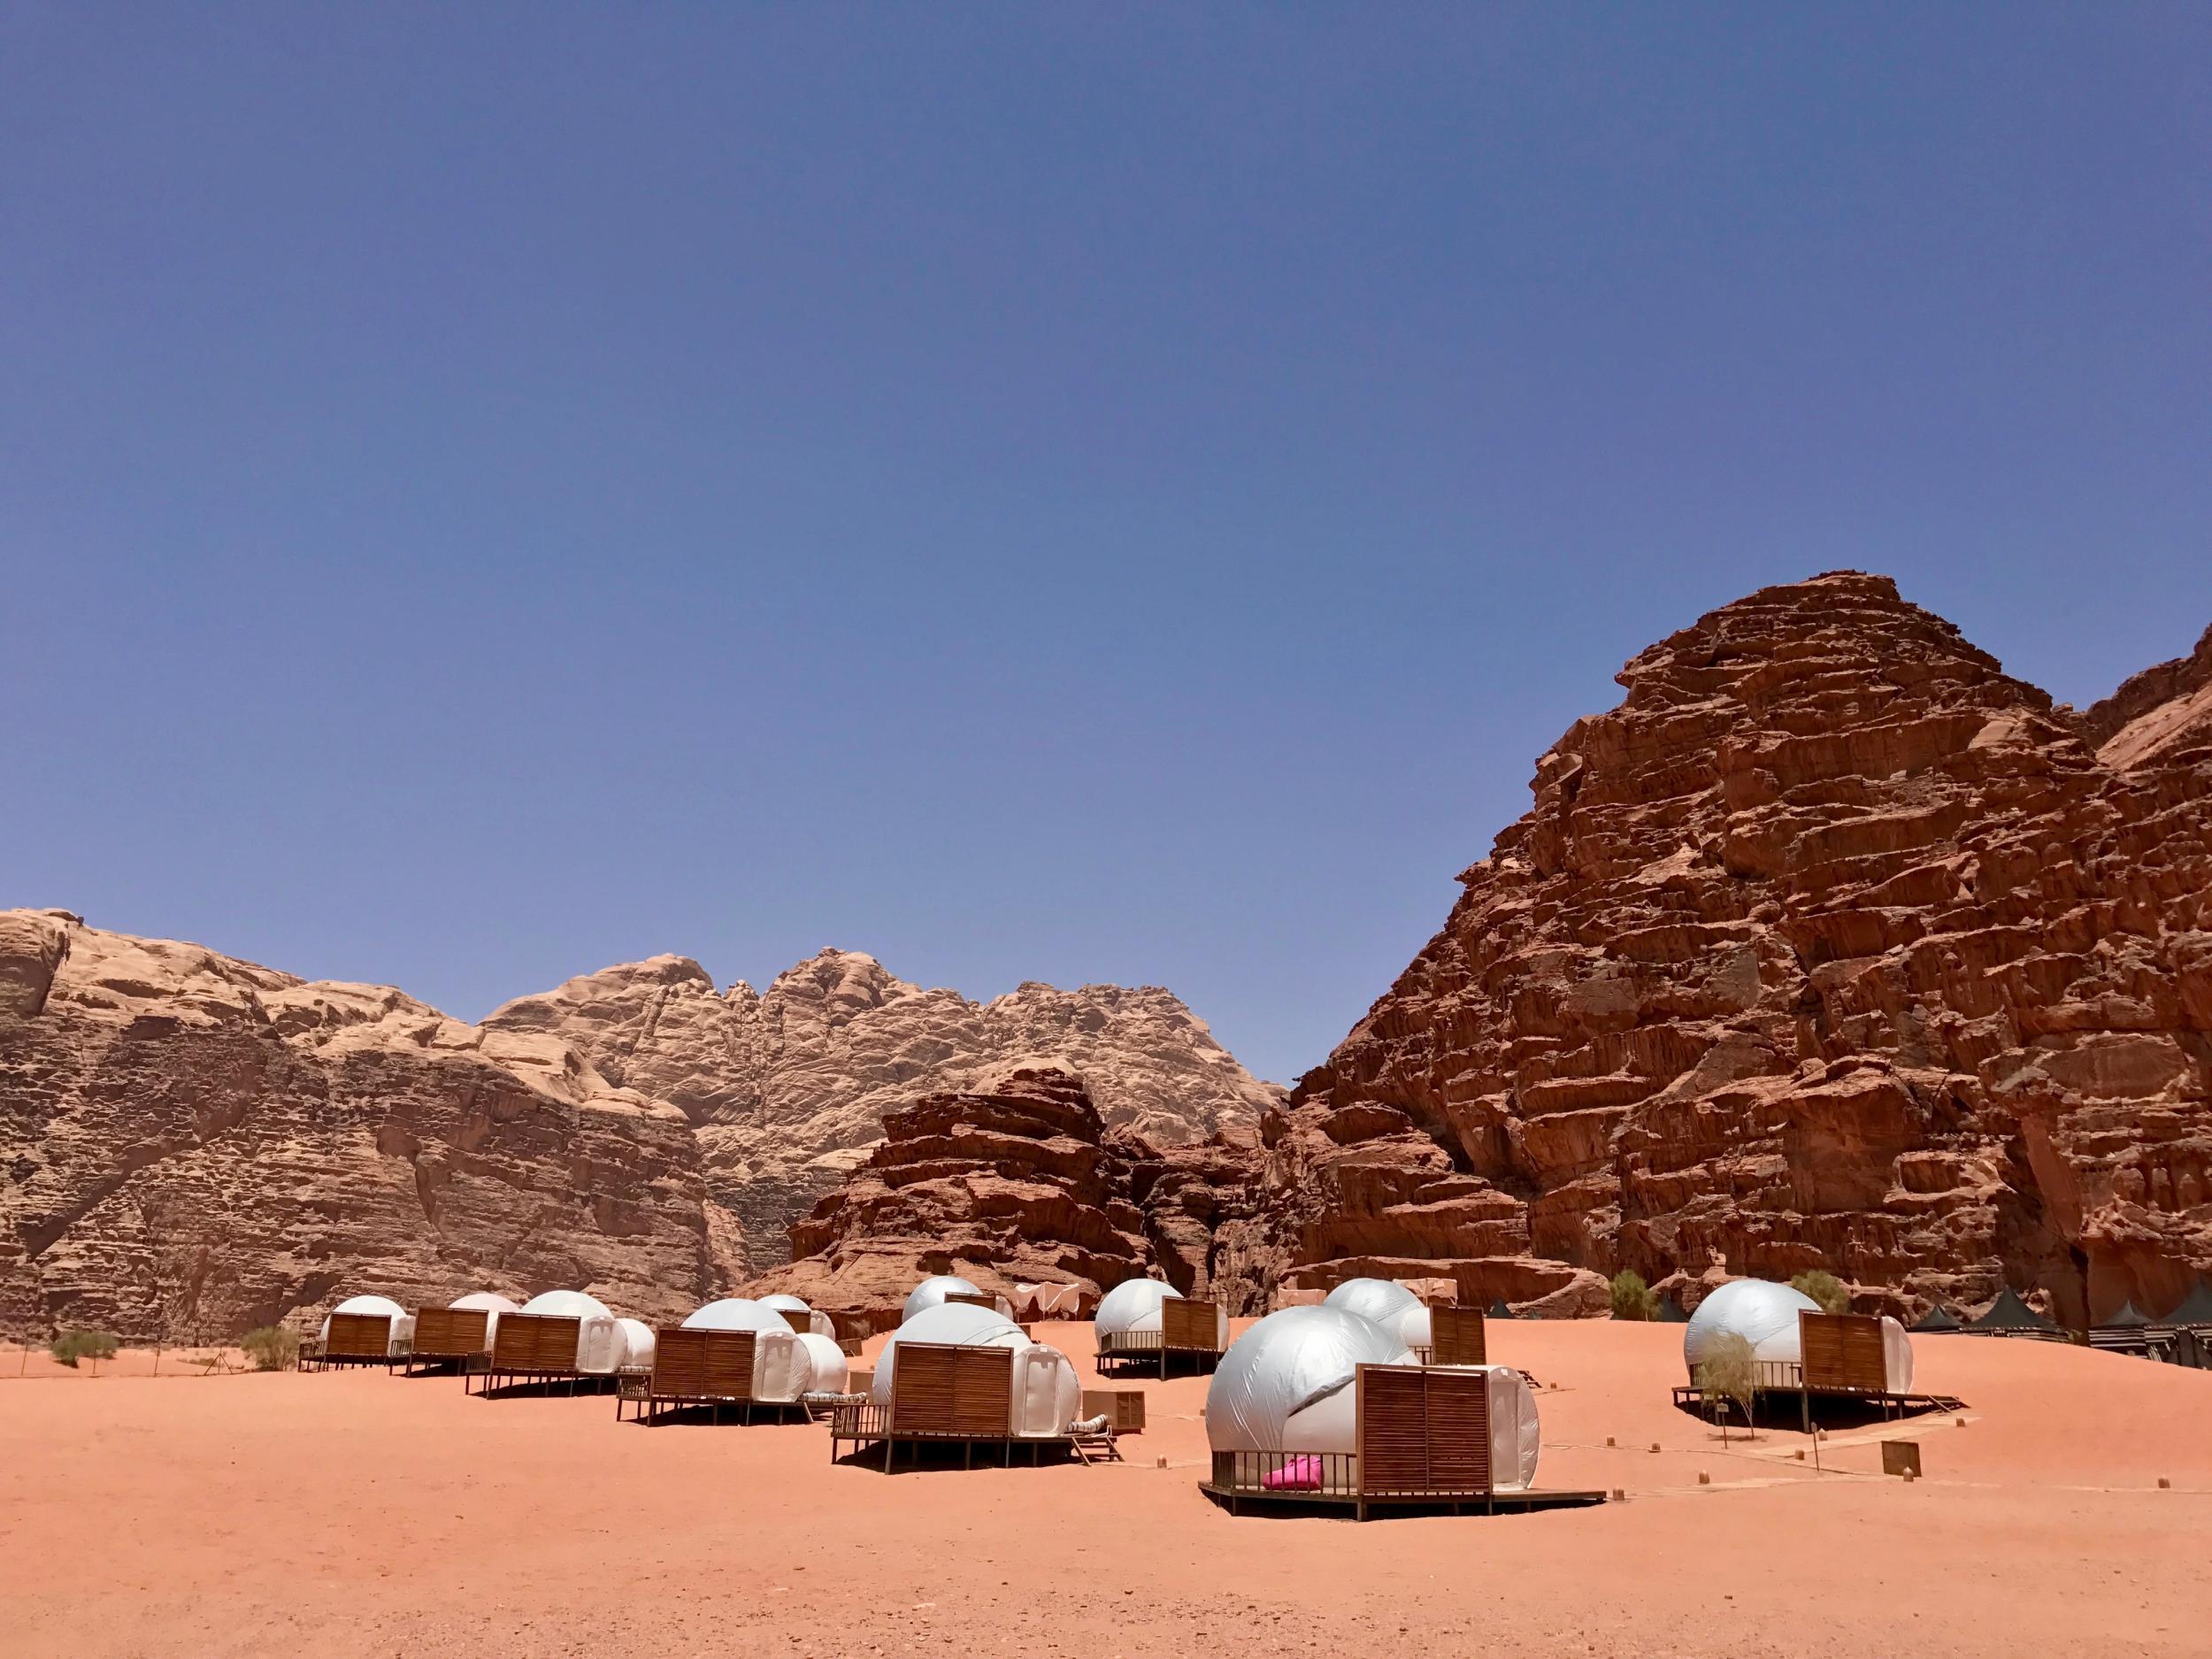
[5,5,2208,1086]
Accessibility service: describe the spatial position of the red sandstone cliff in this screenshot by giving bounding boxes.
[1277,574,2212,1325]
[0,912,726,1341]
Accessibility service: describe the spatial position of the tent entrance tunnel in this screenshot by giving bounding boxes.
[1202,1363,1605,1521]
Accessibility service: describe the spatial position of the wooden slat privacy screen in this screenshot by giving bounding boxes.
[890,1342,1014,1437]
[650,1327,757,1401]
[1799,1312,1887,1392]
[944,1291,997,1310]
[1356,1364,1493,1496]
[325,1313,392,1359]
[492,1312,580,1372]
[411,1307,490,1356]
[1161,1297,1221,1353]
[1429,1305,1487,1366]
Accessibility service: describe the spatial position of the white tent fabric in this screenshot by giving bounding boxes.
[1683,1279,1819,1373]
[1881,1316,1915,1393]
[1323,1278,1434,1352]
[1014,1281,1087,1320]
[615,1318,657,1370]
[760,1294,838,1337]
[1094,1278,1179,1338]
[794,1332,850,1395]
[872,1302,1076,1432]
[518,1290,624,1373]
[681,1298,797,1334]
[319,1294,416,1355]
[902,1275,984,1323]
[1205,1307,1416,1455]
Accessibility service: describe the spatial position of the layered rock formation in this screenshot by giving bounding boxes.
[1277,573,2212,1326]
[0,919,1270,1340]
[483,951,1276,1275]
[748,1060,1265,1330]
[0,912,726,1342]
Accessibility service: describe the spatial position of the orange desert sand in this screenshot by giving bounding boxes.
[4,1321,2207,1658]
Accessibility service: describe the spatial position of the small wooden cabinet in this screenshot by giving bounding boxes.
[1082,1387,1146,1433]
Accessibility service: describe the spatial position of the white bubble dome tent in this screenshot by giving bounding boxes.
[517,1289,626,1374]
[760,1293,838,1337]
[1205,1306,1417,1457]
[902,1274,1013,1323]
[319,1301,416,1363]
[1323,1278,1435,1355]
[679,1297,811,1402]
[1203,1306,1549,1513]
[1684,1279,1915,1392]
[872,1302,1081,1437]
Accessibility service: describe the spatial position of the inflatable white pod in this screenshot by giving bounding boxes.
[518,1290,624,1372]
[1010,1345,1081,1437]
[1204,1306,1416,1456]
[449,1291,518,1347]
[872,1302,1026,1405]
[1094,1277,1226,1346]
[615,1318,657,1370]
[320,1294,417,1356]
[902,1275,983,1323]
[1324,1278,1433,1353]
[1684,1279,1916,1391]
[760,1293,838,1338]
[680,1297,808,1402]
[794,1332,850,1394]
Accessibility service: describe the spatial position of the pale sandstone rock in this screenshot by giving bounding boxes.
[483,950,1278,1275]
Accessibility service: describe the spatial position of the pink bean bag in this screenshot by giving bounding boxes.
[1262,1455,1325,1492]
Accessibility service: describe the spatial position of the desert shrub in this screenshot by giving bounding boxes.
[50,1329,120,1371]
[1609,1270,1658,1321]
[1791,1270,1851,1316]
[1696,1330,1759,1441]
[242,1325,299,1371]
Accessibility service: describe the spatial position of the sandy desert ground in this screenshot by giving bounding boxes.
[3,1318,2207,1658]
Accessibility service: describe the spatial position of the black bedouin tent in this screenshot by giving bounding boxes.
[1910,1302,1962,1333]
[1968,1286,2065,1339]
[2155,1279,2212,1332]
[1655,1294,1688,1324]
[1486,1298,1517,1319]
[2090,1299,2155,1352]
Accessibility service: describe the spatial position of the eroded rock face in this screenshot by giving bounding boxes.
[1279,573,2212,1326]
[483,951,1277,1276]
[747,1062,1268,1331]
[0,915,726,1342]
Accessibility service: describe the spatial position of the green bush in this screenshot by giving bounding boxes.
[1609,1270,1658,1321]
[241,1325,300,1371]
[1791,1270,1851,1316]
[1696,1330,1759,1441]
[50,1329,120,1371]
